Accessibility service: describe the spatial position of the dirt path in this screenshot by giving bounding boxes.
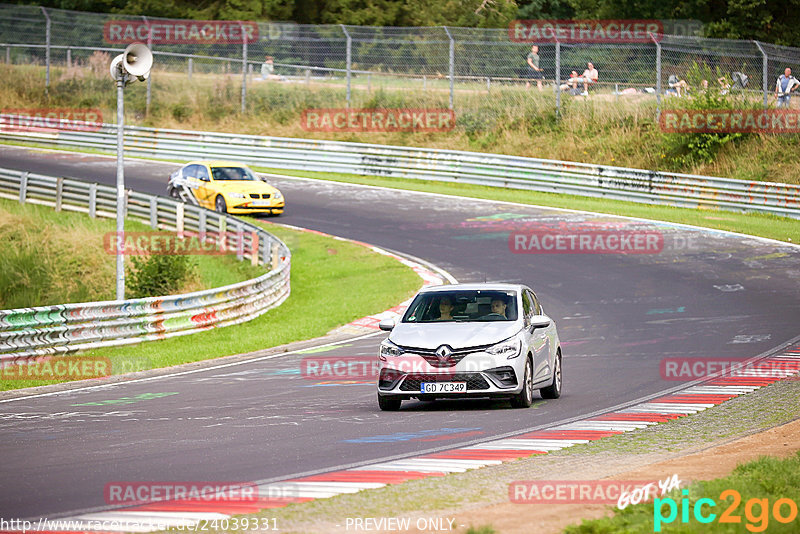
[385,417,800,534]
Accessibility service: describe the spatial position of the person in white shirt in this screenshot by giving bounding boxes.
[776,67,800,108]
[577,62,598,95]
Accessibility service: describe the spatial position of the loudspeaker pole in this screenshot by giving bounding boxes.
[115,64,126,300]
[109,43,153,301]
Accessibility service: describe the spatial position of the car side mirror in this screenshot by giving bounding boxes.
[378,318,396,331]
[529,314,551,329]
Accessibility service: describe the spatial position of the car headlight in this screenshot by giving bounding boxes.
[273,191,283,201]
[379,339,404,360]
[228,192,246,199]
[486,337,522,359]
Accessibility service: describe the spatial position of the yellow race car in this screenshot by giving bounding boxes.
[167,160,284,215]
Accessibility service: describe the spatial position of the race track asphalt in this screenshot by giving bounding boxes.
[1,146,798,520]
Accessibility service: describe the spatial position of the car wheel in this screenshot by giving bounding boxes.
[378,394,402,411]
[540,350,562,399]
[510,356,534,408]
[168,186,180,199]
[215,195,227,214]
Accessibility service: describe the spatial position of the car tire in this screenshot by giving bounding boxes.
[168,186,180,199]
[215,195,227,214]
[510,356,534,408]
[540,350,562,399]
[378,394,402,411]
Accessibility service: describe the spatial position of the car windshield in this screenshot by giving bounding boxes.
[403,290,518,323]
[211,166,257,181]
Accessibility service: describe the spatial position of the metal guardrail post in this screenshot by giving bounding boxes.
[149,196,157,228]
[40,7,50,92]
[250,231,259,266]
[240,22,247,114]
[19,171,28,204]
[650,33,661,121]
[198,209,206,240]
[555,40,561,118]
[176,202,184,237]
[753,40,769,109]
[236,223,244,261]
[55,176,63,212]
[89,182,97,217]
[341,25,352,108]
[444,26,454,110]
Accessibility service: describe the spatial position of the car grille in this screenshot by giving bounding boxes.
[399,373,490,391]
[397,344,493,368]
[248,193,271,199]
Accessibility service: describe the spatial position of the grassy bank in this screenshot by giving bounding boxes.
[0,198,263,308]
[567,452,800,533]
[0,221,422,391]
[2,63,799,184]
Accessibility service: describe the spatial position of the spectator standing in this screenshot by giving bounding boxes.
[525,45,544,91]
[776,67,800,108]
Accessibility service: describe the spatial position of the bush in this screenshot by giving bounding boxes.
[126,254,195,298]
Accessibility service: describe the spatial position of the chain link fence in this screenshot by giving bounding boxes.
[1,3,799,119]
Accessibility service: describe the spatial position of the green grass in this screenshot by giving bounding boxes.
[566,452,800,533]
[0,198,263,308]
[251,167,800,244]
[0,221,422,391]
[2,63,800,184]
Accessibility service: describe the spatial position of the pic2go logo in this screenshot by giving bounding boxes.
[654,489,799,532]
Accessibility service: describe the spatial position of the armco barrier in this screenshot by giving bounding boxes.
[0,167,291,363]
[0,117,798,219]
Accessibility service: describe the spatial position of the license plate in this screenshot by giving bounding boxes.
[420,382,466,393]
[252,200,271,206]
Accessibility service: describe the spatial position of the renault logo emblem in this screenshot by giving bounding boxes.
[435,345,452,362]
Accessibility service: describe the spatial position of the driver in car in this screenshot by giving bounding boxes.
[490,298,507,318]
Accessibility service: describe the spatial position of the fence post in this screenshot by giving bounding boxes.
[341,25,352,108]
[444,26,454,110]
[753,40,769,109]
[240,22,247,114]
[41,7,50,93]
[66,48,71,68]
[19,172,29,204]
[89,182,97,218]
[236,223,244,261]
[250,231,259,266]
[142,16,152,116]
[188,57,193,80]
[555,40,561,118]
[650,33,661,121]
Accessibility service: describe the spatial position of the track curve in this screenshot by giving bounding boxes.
[1,145,799,520]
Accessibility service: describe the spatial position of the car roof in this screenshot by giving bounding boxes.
[185,160,251,168]
[417,283,526,293]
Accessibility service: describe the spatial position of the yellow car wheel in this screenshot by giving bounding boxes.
[215,195,228,214]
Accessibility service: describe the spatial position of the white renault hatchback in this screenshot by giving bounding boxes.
[377,283,562,411]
